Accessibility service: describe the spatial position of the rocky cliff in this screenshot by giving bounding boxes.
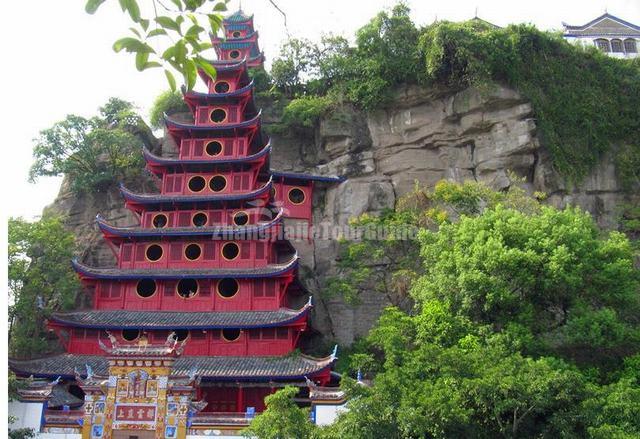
[45,84,639,345]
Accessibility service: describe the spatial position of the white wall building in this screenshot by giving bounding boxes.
[563,13,639,59]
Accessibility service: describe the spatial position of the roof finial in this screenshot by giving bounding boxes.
[239,0,242,11]
[474,6,478,18]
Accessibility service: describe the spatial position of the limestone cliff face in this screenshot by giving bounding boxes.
[46,84,638,345]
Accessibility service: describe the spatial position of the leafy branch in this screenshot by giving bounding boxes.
[85,0,228,90]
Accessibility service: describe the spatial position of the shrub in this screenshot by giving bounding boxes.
[149,90,189,129]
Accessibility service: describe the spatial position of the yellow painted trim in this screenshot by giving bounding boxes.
[287,187,306,205]
[209,107,228,124]
[144,243,164,262]
[176,278,200,299]
[151,212,168,228]
[135,278,157,299]
[183,242,203,261]
[205,140,223,156]
[208,174,228,193]
[187,175,207,193]
[216,278,239,299]
[220,242,240,261]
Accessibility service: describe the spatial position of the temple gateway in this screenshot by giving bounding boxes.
[9,9,346,439]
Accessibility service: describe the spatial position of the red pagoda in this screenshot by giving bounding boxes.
[10,9,344,438]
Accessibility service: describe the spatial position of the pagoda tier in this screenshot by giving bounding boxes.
[9,351,335,383]
[211,10,264,67]
[48,301,312,356]
[119,176,272,212]
[142,141,270,170]
[72,257,298,280]
[96,207,282,240]
[197,59,251,92]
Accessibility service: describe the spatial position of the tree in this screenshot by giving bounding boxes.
[8,216,80,358]
[84,0,227,91]
[29,98,145,193]
[322,182,639,438]
[413,204,640,370]
[243,386,317,439]
[149,89,190,129]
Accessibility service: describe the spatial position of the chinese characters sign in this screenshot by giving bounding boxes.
[115,404,156,422]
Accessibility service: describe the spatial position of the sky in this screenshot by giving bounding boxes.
[1,0,639,221]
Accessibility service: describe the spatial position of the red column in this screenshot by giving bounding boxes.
[236,386,244,412]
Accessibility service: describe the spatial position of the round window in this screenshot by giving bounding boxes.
[188,176,206,192]
[205,140,223,156]
[152,213,168,228]
[229,50,240,59]
[184,243,202,261]
[288,187,306,205]
[222,328,241,341]
[214,81,230,93]
[177,279,199,298]
[145,244,163,261]
[210,108,227,123]
[221,242,240,260]
[233,211,249,226]
[232,31,241,38]
[209,175,227,192]
[217,278,239,298]
[192,212,208,227]
[136,278,156,298]
[122,329,140,342]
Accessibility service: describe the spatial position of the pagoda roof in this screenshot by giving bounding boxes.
[563,13,640,36]
[96,207,282,239]
[143,142,270,169]
[119,175,272,205]
[214,40,262,58]
[182,81,256,108]
[212,31,259,43]
[224,10,253,24]
[71,255,298,280]
[49,385,84,408]
[49,301,312,330]
[164,111,262,140]
[10,351,336,381]
[271,170,346,183]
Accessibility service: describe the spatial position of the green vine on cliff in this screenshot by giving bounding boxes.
[270,4,640,187]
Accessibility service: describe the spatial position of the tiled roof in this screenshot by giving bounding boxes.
[164,111,262,132]
[10,352,335,381]
[96,207,282,238]
[50,302,311,330]
[142,142,270,167]
[119,175,272,205]
[48,385,84,408]
[224,10,253,23]
[71,255,298,280]
[182,80,255,102]
[271,170,345,183]
[563,13,640,36]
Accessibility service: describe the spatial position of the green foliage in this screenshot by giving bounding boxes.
[149,90,189,129]
[419,21,640,184]
[29,98,145,193]
[326,180,542,306]
[270,5,639,185]
[84,0,228,91]
[243,386,316,439]
[8,216,80,358]
[8,429,36,439]
[278,95,334,132]
[319,181,640,437]
[414,204,640,369]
